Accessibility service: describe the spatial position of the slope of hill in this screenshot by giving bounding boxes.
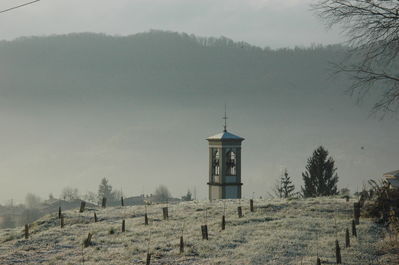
[0,198,396,264]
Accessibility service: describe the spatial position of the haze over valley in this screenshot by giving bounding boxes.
[0,31,397,202]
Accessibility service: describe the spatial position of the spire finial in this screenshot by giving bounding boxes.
[223,104,228,132]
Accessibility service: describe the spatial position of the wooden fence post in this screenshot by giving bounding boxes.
[201,225,208,240]
[121,196,124,207]
[79,201,86,213]
[335,240,342,264]
[94,212,98,223]
[250,199,254,212]
[102,197,107,208]
[146,252,151,265]
[122,219,125,232]
[163,207,169,220]
[83,233,92,248]
[144,205,149,225]
[179,236,184,253]
[237,206,243,218]
[58,207,62,219]
[221,215,226,230]
[352,220,357,237]
[354,202,360,225]
[61,215,64,228]
[345,228,350,248]
[24,224,29,239]
[316,257,321,265]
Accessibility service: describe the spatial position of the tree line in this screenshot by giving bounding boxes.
[0,179,188,229]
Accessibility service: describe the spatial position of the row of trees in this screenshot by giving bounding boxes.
[59,178,121,205]
[0,180,182,229]
[273,146,340,198]
[60,179,179,205]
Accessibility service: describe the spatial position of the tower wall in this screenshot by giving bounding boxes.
[207,134,244,201]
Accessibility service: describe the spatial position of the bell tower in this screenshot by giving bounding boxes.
[207,110,244,200]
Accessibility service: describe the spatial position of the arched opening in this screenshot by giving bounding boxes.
[213,150,220,176]
[226,151,236,175]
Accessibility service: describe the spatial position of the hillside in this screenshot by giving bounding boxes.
[0,31,346,104]
[0,198,396,264]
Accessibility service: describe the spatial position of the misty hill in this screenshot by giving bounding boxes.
[0,31,397,202]
[0,31,345,105]
[0,198,394,264]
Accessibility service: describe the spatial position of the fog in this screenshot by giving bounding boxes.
[0,32,397,203]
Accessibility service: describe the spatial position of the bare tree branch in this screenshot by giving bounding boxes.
[313,0,399,116]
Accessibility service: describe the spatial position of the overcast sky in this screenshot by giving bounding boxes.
[0,0,343,48]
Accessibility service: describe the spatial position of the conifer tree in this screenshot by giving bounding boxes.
[279,169,295,198]
[273,169,295,198]
[301,146,339,197]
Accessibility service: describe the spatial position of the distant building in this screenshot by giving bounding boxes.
[207,112,244,200]
[383,170,399,189]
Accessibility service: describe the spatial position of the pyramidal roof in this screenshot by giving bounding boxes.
[384,170,399,178]
[384,170,399,188]
[207,130,244,141]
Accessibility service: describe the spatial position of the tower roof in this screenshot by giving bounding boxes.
[383,170,399,178]
[207,131,245,141]
[384,170,399,188]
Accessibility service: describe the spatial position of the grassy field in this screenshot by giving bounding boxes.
[0,197,396,264]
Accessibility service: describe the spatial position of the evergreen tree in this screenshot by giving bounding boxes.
[301,146,339,197]
[273,169,295,198]
[279,169,295,198]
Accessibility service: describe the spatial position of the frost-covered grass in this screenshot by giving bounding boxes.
[0,197,395,264]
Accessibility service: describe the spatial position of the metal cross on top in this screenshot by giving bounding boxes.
[223,105,228,132]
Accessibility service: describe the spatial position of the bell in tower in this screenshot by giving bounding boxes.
[206,111,244,200]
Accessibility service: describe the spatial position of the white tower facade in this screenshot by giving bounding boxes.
[207,126,244,200]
